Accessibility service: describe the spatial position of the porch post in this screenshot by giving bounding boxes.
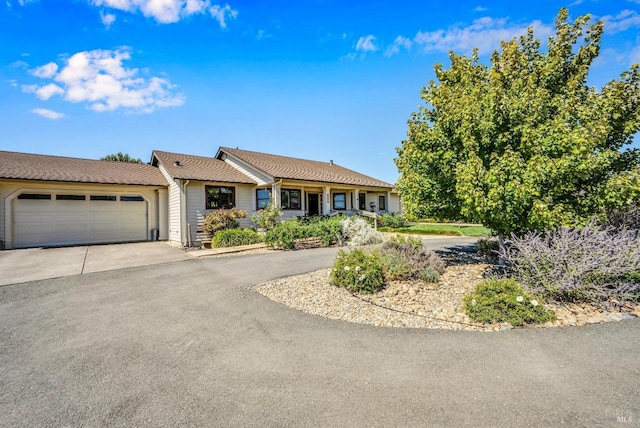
[354,188,360,212]
[272,182,282,208]
[323,186,331,214]
[386,190,391,213]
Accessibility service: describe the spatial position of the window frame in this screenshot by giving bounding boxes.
[359,193,366,210]
[17,193,51,200]
[56,194,86,201]
[205,185,235,210]
[90,195,117,201]
[378,195,386,211]
[256,188,272,210]
[281,188,301,210]
[332,192,346,211]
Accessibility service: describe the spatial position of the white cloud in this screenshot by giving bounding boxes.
[22,48,185,113]
[29,62,58,78]
[31,108,65,120]
[256,29,270,40]
[209,3,237,28]
[90,0,238,25]
[100,11,116,28]
[413,16,553,54]
[10,60,29,69]
[384,35,412,57]
[602,10,640,34]
[355,35,378,52]
[22,82,64,100]
[474,6,487,12]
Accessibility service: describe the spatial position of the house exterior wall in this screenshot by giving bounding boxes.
[390,194,402,213]
[0,179,161,249]
[0,182,11,248]
[186,181,254,244]
[159,164,182,244]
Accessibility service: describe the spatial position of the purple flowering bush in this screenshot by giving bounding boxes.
[501,223,640,306]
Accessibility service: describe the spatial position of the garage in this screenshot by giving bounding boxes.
[0,150,169,250]
[12,192,149,248]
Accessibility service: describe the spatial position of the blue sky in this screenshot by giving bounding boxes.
[1,0,639,184]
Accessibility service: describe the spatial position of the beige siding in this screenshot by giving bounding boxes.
[0,182,10,248]
[186,184,204,244]
[235,185,254,226]
[390,194,402,213]
[159,164,182,244]
[1,180,160,249]
[187,182,255,244]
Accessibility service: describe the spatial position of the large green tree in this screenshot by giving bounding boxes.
[395,8,640,238]
[100,152,143,163]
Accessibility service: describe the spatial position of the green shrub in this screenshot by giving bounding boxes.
[264,217,345,249]
[296,215,331,225]
[330,249,385,294]
[463,278,556,326]
[264,220,300,249]
[386,234,423,251]
[251,204,282,231]
[377,253,412,280]
[311,216,345,246]
[379,213,409,229]
[376,238,445,281]
[202,208,247,236]
[419,267,440,284]
[211,229,263,248]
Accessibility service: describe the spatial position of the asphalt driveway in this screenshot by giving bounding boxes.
[0,240,638,427]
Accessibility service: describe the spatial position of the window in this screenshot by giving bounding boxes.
[256,188,301,210]
[359,193,366,210]
[206,186,235,209]
[378,195,386,211]
[333,193,346,210]
[120,196,144,202]
[90,195,117,201]
[56,195,85,201]
[281,189,301,210]
[256,189,271,209]
[17,193,51,200]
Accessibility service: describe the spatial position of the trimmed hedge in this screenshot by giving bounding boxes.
[211,229,263,248]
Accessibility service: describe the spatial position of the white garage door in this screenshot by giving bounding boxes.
[13,192,148,248]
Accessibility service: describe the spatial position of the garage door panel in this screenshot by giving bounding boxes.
[13,194,149,248]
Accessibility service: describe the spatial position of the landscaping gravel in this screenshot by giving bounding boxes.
[253,260,640,331]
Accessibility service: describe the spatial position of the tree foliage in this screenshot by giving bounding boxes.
[100,152,143,163]
[395,8,640,236]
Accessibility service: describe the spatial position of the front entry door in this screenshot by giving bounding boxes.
[308,193,319,216]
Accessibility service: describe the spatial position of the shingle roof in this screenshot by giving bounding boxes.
[153,150,257,184]
[219,147,393,188]
[0,150,168,186]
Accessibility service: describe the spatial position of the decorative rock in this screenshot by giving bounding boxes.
[252,256,640,331]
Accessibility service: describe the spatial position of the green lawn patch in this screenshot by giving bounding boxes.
[379,223,492,237]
